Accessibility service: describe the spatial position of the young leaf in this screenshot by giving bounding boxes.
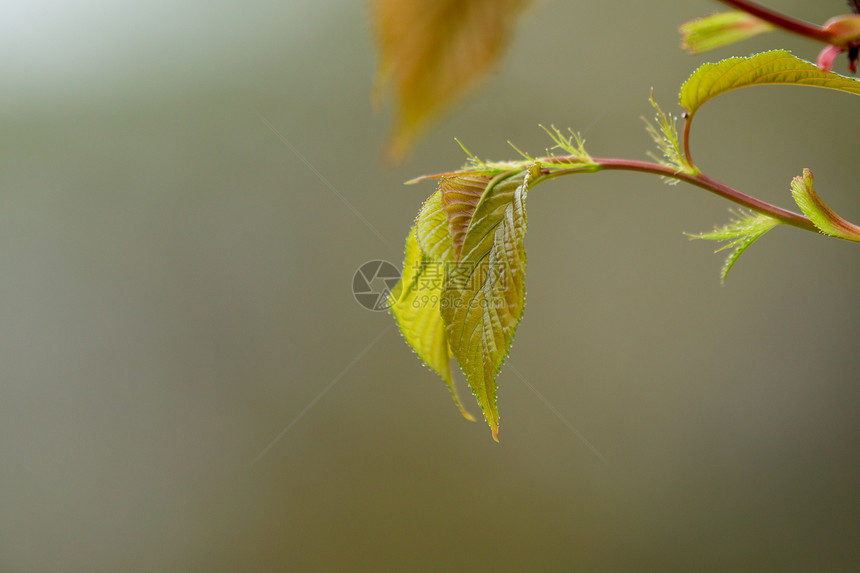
[680,11,774,54]
[823,14,860,44]
[816,45,845,73]
[439,174,494,260]
[688,210,781,283]
[680,50,860,119]
[790,168,860,242]
[441,164,542,441]
[389,192,474,421]
[370,0,532,161]
[642,93,698,180]
[540,125,594,166]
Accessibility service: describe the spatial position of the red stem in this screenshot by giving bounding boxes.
[716,0,835,44]
[682,116,694,167]
[547,157,817,232]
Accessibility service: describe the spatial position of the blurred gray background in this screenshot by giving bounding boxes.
[2,1,859,571]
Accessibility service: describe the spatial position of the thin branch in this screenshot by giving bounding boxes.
[716,0,835,44]
[682,115,694,168]
[545,156,817,233]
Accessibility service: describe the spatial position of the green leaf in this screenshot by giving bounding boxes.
[688,210,781,283]
[441,164,542,441]
[439,173,494,260]
[680,11,774,54]
[680,50,860,118]
[791,168,860,242]
[539,125,594,166]
[642,92,698,179]
[414,188,456,262]
[389,191,475,421]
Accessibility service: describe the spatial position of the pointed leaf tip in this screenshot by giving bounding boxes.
[389,191,476,421]
[441,164,543,439]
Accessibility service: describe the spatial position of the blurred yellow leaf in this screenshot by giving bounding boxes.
[680,11,774,54]
[371,0,532,161]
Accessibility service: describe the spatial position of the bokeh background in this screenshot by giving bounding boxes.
[2,1,859,570]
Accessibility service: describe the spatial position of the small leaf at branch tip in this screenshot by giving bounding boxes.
[791,168,860,242]
[824,15,860,44]
[491,425,500,443]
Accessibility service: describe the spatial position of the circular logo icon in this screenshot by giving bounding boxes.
[352,260,401,311]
